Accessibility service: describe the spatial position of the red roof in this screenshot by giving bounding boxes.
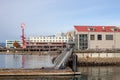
[74,26,120,32]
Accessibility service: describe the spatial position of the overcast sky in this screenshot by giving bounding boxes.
[1,0,120,42]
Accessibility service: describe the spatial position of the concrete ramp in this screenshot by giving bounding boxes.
[54,48,73,69]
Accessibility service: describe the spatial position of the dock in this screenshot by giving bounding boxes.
[0,68,76,76]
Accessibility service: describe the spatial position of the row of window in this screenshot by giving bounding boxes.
[30,40,68,42]
[29,37,68,39]
[30,39,68,41]
[7,42,21,44]
[90,35,113,40]
[7,41,21,43]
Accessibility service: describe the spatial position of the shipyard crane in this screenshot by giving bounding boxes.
[21,23,26,48]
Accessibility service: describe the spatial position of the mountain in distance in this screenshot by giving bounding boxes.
[0,42,5,47]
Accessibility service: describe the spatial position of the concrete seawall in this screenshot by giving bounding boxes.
[76,53,120,66]
[76,53,120,58]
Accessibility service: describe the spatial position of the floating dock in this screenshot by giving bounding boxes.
[0,68,80,76]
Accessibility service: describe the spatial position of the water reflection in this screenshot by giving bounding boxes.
[0,54,120,80]
[78,66,120,80]
[0,75,83,80]
[0,54,54,68]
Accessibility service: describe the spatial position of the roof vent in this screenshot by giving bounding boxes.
[102,26,105,30]
[111,27,118,32]
[89,27,94,31]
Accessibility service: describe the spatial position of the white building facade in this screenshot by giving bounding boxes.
[27,33,69,43]
[25,33,69,50]
[6,40,22,48]
[74,26,120,50]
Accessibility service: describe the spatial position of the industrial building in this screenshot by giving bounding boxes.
[74,25,120,50]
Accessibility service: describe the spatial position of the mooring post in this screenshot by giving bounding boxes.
[72,54,78,72]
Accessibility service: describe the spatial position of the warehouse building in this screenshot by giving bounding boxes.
[74,25,120,50]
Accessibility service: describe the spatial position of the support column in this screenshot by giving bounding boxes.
[72,54,78,72]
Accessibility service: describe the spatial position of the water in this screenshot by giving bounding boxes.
[0,54,54,68]
[0,54,120,80]
[0,66,120,80]
[78,66,120,80]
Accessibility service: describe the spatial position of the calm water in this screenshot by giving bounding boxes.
[78,66,120,80]
[0,54,54,68]
[0,54,120,80]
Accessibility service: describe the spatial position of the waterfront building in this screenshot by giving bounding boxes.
[74,25,120,50]
[27,32,69,43]
[6,40,22,48]
[26,32,69,50]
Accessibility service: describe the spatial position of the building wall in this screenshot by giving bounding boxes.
[88,32,114,49]
[28,36,69,43]
[26,34,68,50]
[75,31,120,50]
[115,32,120,48]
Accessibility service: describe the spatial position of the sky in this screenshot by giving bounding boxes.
[1,0,120,42]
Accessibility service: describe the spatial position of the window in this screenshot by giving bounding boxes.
[90,35,95,40]
[106,35,113,40]
[79,34,88,50]
[114,28,118,32]
[97,35,102,40]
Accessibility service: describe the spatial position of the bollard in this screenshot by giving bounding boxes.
[72,54,78,72]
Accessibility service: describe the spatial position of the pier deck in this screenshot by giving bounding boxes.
[0,68,75,76]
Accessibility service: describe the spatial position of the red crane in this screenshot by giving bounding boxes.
[21,23,26,48]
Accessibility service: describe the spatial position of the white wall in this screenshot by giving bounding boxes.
[75,31,120,49]
[28,36,69,43]
[76,53,120,58]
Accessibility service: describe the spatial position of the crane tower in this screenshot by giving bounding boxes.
[21,23,26,48]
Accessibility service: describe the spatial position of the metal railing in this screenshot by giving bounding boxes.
[54,48,73,69]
